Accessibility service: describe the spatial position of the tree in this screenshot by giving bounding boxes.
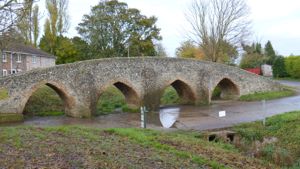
[217,40,238,64]
[17,0,40,47]
[175,40,204,59]
[155,43,167,57]
[272,56,288,78]
[77,0,161,58]
[40,35,90,64]
[40,0,69,54]
[16,0,33,45]
[54,36,77,64]
[186,0,251,63]
[240,42,266,69]
[240,53,264,69]
[0,0,24,33]
[32,5,39,47]
[71,36,90,60]
[0,0,28,49]
[265,40,276,65]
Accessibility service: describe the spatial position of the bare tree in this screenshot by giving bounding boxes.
[186,0,251,62]
[0,0,29,49]
[0,1,23,33]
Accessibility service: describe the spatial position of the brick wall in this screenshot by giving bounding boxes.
[1,51,55,77]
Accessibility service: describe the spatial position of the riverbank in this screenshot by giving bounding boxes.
[2,110,299,168]
[0,126,270,168]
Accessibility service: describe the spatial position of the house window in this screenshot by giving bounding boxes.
[2,69,7,76]
[11,69,16,74]
[17,54,21,63]
[2,52,7,62]
[32,55,37,64]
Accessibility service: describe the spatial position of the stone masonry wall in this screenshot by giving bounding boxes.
[0,57,282,121]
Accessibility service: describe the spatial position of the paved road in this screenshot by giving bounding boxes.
[276,80,300,88]
[19,80,300,131]
[172,80,300,130]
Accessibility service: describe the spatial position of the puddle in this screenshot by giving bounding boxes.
[159,107,180,128]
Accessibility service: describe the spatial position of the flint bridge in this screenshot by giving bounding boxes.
[0,57,281,122]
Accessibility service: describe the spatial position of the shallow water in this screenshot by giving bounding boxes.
[2,80,300,130]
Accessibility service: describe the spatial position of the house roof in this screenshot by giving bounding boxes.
[3,43,56,59]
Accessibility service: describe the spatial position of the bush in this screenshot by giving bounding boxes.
[285,56,300,78]
[273,56,288,78]
[240,53,266,69]
[160,86,180,105]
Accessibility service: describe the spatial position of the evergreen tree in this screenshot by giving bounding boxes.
[255,43,262,54]
[272,56,288,77]
[265,40,276,65]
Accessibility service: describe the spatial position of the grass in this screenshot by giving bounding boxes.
[0,88,8,100]
[239,88,295,101]
[34,111,65,117]
[274,77,300,82]
[233,111,300,168]
[0,113,23,123]
[0,126,270,168]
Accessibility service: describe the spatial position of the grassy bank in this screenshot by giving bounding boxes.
[0,126,270,168]
[233,111,300,168]
[239,88,295,101]
[274,77,300,82]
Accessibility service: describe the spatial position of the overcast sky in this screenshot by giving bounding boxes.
[38,0,300,57]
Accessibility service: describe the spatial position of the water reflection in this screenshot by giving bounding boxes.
[159,107,180,128]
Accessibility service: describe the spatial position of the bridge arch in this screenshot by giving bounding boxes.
[211,77,240,100]
[161,79,196,105]
[21,81,75,116]
[98,80,141,107]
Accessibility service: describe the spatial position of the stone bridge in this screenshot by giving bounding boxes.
[0,57,281,122]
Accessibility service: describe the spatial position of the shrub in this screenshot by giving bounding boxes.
[273,56,288,78]
[160,86,179,105]
[285,56,300,78]
[240,53,266,69]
